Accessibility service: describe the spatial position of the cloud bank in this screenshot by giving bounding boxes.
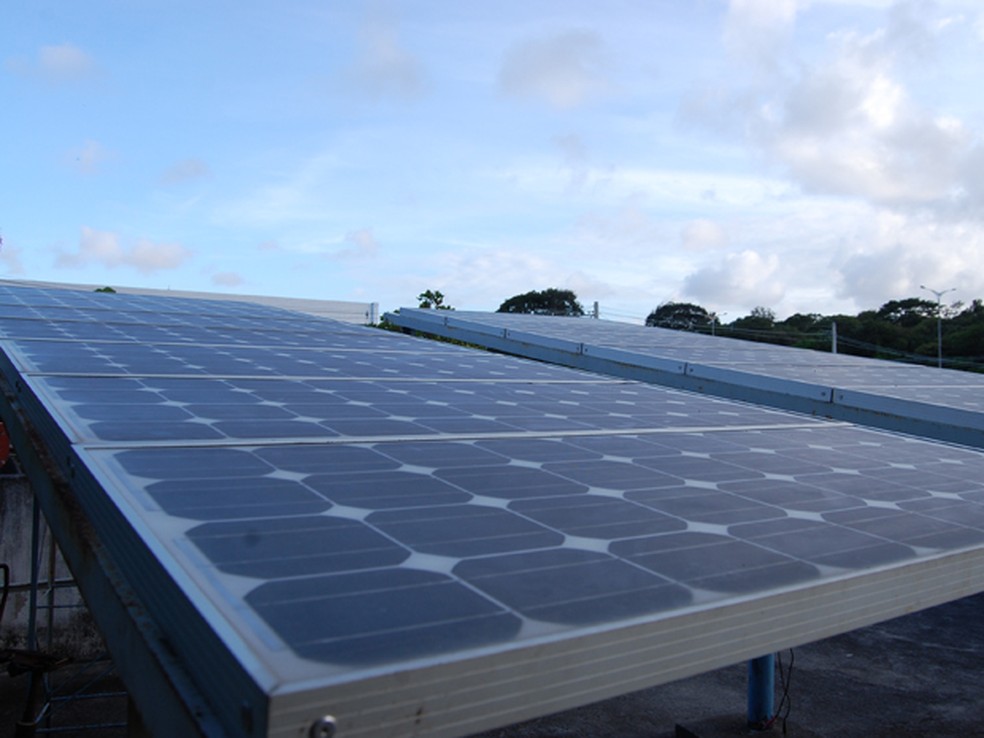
[56,227,192,274]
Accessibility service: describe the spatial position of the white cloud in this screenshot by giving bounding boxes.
[880,0,942,60]
[490,157,791,212]
[499,30,610,109]
[0,235,25,276]
[347,16,425,100]
[40,44,95,80]
[67,139,113,175]
[432,246,585,308]
[684,249,784,306]
[573,202,666,252]
[6,43,96,84]
[682,219,728,252]
[212,271,245,287]
[129,238,191,273]
[691,1,984,217]
[832,211,984,308]
[553,133,590,191]
[160,158,210,185]
[779,56,973,211]
[330,228,380,261]
[215,150,340,226]
[56,227,192,274]
[723,0,799,69]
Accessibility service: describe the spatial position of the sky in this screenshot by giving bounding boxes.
[3,0,984,323]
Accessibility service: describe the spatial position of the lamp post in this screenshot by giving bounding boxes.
[709,311,726,337]
[920,285,956,368]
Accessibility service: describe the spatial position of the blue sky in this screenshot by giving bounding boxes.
[3,1,983,322]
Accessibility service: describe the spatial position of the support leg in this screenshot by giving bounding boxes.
[747,653,775,730]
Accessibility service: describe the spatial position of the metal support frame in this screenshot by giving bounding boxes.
[2,461,126,737]
[0,374,228,737]
[747,654,775,730]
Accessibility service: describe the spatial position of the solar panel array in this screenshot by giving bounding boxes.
[5,284,984,737]
[389,309,984,447]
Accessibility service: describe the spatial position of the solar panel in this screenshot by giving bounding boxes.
[388,309,984,448]
[5,283,984,738]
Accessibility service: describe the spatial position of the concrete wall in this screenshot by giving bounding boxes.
[0,474,105,658]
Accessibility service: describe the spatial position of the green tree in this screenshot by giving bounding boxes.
[875,297,936,326]
[731,306,776,332]
[645,302,711,330]
[778,312,823,333]
[417,289,452,310]
[949,301,984,360]
[497,288,584,316]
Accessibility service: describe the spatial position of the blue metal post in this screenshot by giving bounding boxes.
[747,654,775,730]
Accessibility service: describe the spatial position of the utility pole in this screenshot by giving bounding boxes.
[920,285,956,368]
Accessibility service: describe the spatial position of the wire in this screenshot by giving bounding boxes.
[0,563,9,627]
[774,648,794,734]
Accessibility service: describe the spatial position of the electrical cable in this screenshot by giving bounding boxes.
[774,648,794,734]
[0,563,9,627]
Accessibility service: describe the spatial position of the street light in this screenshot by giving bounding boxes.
[920,285,956,368]
[709,311,726,337]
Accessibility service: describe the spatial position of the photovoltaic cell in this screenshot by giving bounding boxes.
[4,283,984,737]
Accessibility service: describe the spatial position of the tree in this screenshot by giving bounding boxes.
[875,297,936,326]
[417,289,452,310]
[497,288,584,316]
[645,302,711,330]
[778,313,824,333]
[731,306,776,332]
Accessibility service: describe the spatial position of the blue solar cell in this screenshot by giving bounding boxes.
[710,450,833,476]
[796,471,930,502]
[509,495,685,539]
[91,420,225,442]
[610,532,820,594]
[214,419,341,439]
[717,478,864,513]
[246,568,521,666]
[732,518,915,568]
[436,464,590,500]
[306,469,472,509]
[636,455,765,483]
[115,447,276,479]
[823,507,984,549]
[543,458,684,490]
[368,504,564,557]
[475,438,605,463]
[187,516,410,578]
[148,477,330,520]
[454,548,692,624]
[254,444,399,474]
[626,488,786,525]
[375,441,511,468]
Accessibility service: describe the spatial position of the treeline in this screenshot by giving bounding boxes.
[647,298,984,371]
